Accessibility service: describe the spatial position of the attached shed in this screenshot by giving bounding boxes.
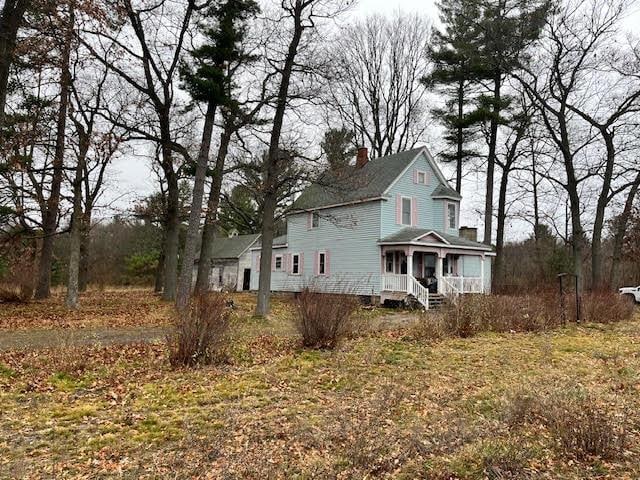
[195,233,260,292]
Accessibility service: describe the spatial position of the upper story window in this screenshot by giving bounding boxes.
[447,203,457,229]
[312,212,319,228]
[275,255,283,271]
[402,197,412,225]
[416,170,428,185]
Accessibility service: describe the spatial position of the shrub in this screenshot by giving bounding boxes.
[0,253,36,303]
[542,391,627,460]
[167,293,231,367]
[294,288,360,349]
[579,290,635,324]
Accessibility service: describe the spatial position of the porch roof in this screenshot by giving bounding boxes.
[378,227,494,252]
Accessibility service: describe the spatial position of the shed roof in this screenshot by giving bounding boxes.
[203,233,261,260]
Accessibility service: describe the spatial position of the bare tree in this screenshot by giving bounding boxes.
[324,12,431,158]
[82,0,196,300]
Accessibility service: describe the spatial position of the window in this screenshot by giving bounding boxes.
[292,254,300,274]
[402,197,412,225]
[318,252,326,275]
[416,170,427,185]
[312,212,319,228]
[275,255,283,271]
[447,203,457,229]
[386,254,394,273]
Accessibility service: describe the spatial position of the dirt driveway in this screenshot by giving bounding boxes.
[0,325,169,351]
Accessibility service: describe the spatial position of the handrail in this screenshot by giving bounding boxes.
[407,274,430,310]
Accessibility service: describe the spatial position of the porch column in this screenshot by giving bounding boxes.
[406,252,413,292]
[480,255,485,293]
[436,254,443,294]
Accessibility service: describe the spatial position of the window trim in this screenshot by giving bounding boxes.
[401,195,412,226]
[291,253,301,275]
[309,211,320,229]
[274,254,283,271]
[317,250,327,276]
[446,201,458,230]
[416,170,428,185]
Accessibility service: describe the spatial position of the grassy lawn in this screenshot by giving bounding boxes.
[1,290,639,479]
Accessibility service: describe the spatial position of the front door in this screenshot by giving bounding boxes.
[242,268,251,291]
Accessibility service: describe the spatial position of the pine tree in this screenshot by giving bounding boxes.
[423,0,484,194]
[176,0,259,309]
[321,127,356,171]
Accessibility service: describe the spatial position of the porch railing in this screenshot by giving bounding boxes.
[382,274,484,296]
[381,274,430,309]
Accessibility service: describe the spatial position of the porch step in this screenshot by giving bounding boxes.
[428,293,447,310]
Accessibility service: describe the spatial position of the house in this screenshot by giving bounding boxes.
[195,232,260,291]
[249,146,494,309]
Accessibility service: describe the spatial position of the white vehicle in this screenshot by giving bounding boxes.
[619,286,640,304]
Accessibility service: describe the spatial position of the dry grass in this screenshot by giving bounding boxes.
[0,290,639,478]
[0,255,36,303]
[167,293,231,367]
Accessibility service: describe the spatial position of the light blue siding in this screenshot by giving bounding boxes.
[381,151,459,238]
[251,201,382,295]
[462,256,481,277]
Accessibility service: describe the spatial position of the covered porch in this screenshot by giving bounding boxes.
[378,229,493,302]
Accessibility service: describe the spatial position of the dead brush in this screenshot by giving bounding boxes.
[167,292,231,367]
[579,290,635,324]
[0,254,36,303]
[294,288,360,349]
[541,392,627,460]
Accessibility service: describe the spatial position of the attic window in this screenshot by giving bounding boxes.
[416,170,428,185]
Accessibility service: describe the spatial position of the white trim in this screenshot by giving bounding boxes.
[383,147,451,195]
[291,252,302,275]
[250,242,288,251]
[400,195,412,226]
[416,169,428,185]
[309,211,320,229]
[317,250,328,276]
[274,254,284,271]
[445,201,459,230]
[291,196,388,214]
[414,230,450,245]
[378,240,494,254]
[432,194,462,201]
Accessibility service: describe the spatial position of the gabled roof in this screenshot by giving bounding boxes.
[292,147,446,211]
[251,234,288,250]
[379,227,493,251]
[202,233,261,260]
[431,184,462,200]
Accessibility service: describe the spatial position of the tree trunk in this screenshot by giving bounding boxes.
[256,2,305,317]
[531,150,545,280]
[195,125,232,293]
[78,208,91,292]
[65,135,89,309]
[176,101,217,309]
[591,133,615,290]
[455,79,464,193]
[609,172,640,287]
[154,241,165,293]
[162,165,180,301]
[34,5,73,299]
[493,164,509,290]
[0,0,30,127]
[483,73,501,245]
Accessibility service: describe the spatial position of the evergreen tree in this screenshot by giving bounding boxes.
[423,0,484,193]
[176,0,260,308]
[219,185,260,235]
[321,127,356,171]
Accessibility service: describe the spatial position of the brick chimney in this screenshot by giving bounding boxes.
[356,147,368,168]
[459,226,477,242]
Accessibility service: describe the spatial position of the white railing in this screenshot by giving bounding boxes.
[408,275,430,309]
[383,274,484,297]
[381,274,408,293]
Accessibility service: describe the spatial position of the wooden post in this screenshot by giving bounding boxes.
[558,273,566,325]
[575,274,581,323]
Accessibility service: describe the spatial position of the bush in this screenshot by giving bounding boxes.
[167,293,231,367]
[413,291,634,342]
[0,253,36,303]
[542,391,627,460]
[294,288,360,349]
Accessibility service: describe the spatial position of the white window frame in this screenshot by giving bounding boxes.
[318,251,327,276]
[274,254,283,271]
[309,211,320,229]
[446,202,458,230]
[401,195,412,226]
[416,170,428,185]
[291,253,301,275]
